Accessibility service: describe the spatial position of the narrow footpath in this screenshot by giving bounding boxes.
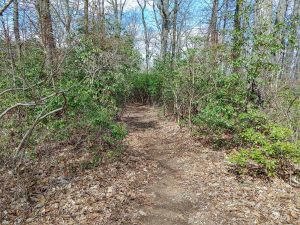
[123,104,300,225]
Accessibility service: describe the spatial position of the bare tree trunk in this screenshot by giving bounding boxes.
[207,0,219,45]
[247,0,273,106]
[108,0,126,37]
[119,0,127,36]
[36,0,56,71]
[100,0,105,40]
[137,0,150,73]
[158,0,170,60]
[207,0,219,67]
[63,0,71,35]
[254,0,273,34]
[171,0,179,64]
[1,20,17,85]
[232,0,243,73]
[275,0,288,27]
[113,0,120,36]
[0,0,14,16]
[13,0,21,61]
[176,2,191,59]
[286,0,299,78]
[221,0,229,44]
[275,0,289,79]
[84,0,89,36]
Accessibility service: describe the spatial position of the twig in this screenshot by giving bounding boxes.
[0,102,38,119]
[0,0,14,16]
[0,91,63,120]
[14,92,67,158]
[287,93,300,114]
[0,80,46,96]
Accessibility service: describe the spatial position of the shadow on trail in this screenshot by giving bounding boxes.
[122,104,159,131]
[123,117,158,131]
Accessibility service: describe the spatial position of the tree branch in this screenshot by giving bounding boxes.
[0,0,14,16]
[0,102,38,120]
[0,92,62,120]
[287,93,300,114]
[0,80,46,96]
[14,92,67,158]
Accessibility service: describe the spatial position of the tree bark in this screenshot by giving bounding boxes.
[158,0,170,60]
[13,0,21,61]
[275,0,288,78]
[63,0,71,35]
[108,0,126,37]
[36,0,56,71]
[208,0,219,45]
[0,0,14,16]
[254,0,273,34]
[84,0,89,36]
[171,0,179,61]
[286,0,299,78]
[100,0,105,40]
[221,0,229,44]
[232,0,243,73]
[137,0,150,73]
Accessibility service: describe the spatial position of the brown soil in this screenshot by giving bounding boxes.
[123,104,300,225]
[1,104,299,225]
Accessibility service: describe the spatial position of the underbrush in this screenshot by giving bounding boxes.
[130,72,163,104]
[0,37,136,167]
[135,52,300,181]
[192,78,300,179]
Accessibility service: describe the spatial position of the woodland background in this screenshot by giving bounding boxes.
[0,0,300,223]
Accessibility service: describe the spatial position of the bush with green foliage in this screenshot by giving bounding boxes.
[130,72,163,103]
[143,27,300,179]
[230,123,300,177]
[0,36,140,161]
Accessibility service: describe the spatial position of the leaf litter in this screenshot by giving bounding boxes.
[1,104,300,224]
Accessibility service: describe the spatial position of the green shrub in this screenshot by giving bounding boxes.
[230,123,300,177]
[130,72,163,103]
[110,123,128,141]
[192,73,247,134]
[0,36,134,160]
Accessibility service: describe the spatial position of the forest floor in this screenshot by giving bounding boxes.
[1,104,300,224]
[124,104,300,225]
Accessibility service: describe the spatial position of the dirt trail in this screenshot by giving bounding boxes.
[122,104,300,225]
